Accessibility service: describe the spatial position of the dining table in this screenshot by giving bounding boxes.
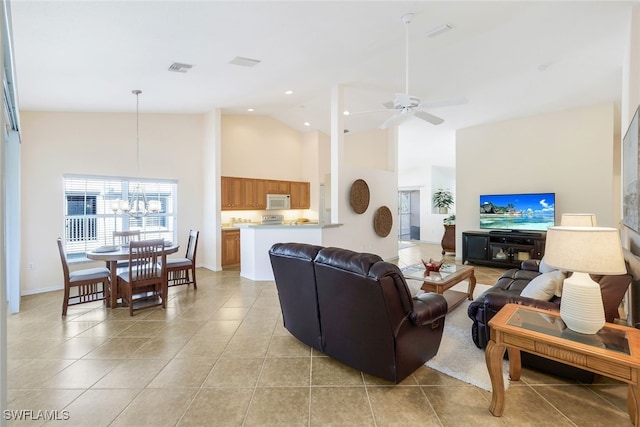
[86,242,180,309]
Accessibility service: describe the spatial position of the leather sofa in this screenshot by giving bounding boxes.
[468,259,632,382]
[269,242,448,383]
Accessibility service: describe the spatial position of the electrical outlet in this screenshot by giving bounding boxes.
[27,263,34,270]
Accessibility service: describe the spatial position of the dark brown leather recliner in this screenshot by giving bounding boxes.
[269,243,448,383]
[468,259,632,382]
[268,242,324,351]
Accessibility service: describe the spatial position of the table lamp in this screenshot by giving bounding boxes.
[544,226,626,334]
[560,213,597,227]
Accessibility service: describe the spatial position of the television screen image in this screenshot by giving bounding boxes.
[479,193,555,231]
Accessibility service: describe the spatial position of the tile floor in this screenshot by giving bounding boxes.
[5,243,633,426]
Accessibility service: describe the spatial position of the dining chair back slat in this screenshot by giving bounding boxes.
[113,230,140,246]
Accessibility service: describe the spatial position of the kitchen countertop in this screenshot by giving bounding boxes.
[245,223,342,229]
[222,222,341,230]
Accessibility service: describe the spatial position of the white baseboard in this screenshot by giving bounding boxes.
[21,284,63,296]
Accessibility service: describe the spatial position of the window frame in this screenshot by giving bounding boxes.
[63,174,178,261]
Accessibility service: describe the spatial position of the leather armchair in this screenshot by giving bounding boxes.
[269,243,448,383]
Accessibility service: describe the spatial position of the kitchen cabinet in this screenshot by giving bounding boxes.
[266,180,290,194]
[221,177,244,210]
[290,181,310,209]
[243,178,267,209]
[221,229,241,267]
[221,176,310,210]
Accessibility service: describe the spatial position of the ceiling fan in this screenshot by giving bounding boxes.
[375,13,462,129]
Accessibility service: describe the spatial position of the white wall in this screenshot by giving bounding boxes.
[20,111,204,294]
[221,115,304,179]
[621,5,640,248]
[457,102,618,257]
[321,128,398,261]
[398,122,456,243]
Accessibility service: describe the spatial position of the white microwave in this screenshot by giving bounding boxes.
[266,194,290,210]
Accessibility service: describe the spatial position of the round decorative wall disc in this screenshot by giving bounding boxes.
[349,179,370,214]
[374,206,393,237]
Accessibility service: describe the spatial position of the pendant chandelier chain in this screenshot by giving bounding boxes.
[133,89,142,176]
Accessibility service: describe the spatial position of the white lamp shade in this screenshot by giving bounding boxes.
[560,213,597,227]
[544,226,626,275]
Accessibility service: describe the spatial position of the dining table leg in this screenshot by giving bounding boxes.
[107,260,118,308]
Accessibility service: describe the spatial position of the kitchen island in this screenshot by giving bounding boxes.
[239,223,342,281]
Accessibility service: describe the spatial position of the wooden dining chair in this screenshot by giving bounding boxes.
[165,229,199,289]
[113,230,141,246]
[57,237,110,316]
[117,238,167,316]
[113,230,140,268]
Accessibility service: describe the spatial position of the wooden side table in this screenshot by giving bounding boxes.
[486,304,640,425]
[441,224,455,255]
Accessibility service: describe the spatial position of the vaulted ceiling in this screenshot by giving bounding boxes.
[8,1,634,134]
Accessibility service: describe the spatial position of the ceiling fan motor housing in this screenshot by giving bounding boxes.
[394,93,421,109]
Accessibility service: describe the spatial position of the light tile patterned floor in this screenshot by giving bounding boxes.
[5,243,632,426]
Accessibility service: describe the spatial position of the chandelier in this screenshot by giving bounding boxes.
[111,90,160,219]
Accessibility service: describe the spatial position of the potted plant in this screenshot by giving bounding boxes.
[443,214,455,226]
[433,189,454,214]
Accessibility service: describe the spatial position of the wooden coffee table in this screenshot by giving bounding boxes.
[402,263,476,312]
[487,304,640,425]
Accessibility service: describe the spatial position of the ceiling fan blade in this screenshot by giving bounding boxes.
[346,108,392,116]
[379,113,410,129]
[414,110,445,125]
[382,100,395,110]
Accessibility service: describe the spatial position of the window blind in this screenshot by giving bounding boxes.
[63,175,177,258]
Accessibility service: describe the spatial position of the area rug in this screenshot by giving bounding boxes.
[412,281,510,391]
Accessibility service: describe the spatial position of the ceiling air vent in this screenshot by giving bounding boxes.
[229,56,261,67]
[168,62,193,73]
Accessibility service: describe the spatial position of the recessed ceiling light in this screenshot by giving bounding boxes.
[247,108,255,112]
[343,110,350,116]
[425,24,452,38]
[285,90,293,95]
[304,122,310,127]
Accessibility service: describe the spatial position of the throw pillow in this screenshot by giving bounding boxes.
[520,270,566,301]
[538,256,556,274]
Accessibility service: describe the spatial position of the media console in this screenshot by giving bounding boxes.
[462,230,546,268]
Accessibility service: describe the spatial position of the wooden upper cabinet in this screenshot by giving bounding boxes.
[222,176,310,210]
[290,181,310,209]
[266,180,290,195]
[243,178,267,209]
[221,176,244,210]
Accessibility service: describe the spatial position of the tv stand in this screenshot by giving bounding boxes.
[489,230,542,237]
[462,230,546,268]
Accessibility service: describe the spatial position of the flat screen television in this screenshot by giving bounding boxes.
[479,192,556,232]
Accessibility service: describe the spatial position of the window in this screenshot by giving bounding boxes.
[63,175,177,259]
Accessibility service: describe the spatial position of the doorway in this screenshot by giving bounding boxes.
[398,190,420,241]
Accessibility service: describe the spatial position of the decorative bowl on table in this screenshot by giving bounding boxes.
[422,258,444,272]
